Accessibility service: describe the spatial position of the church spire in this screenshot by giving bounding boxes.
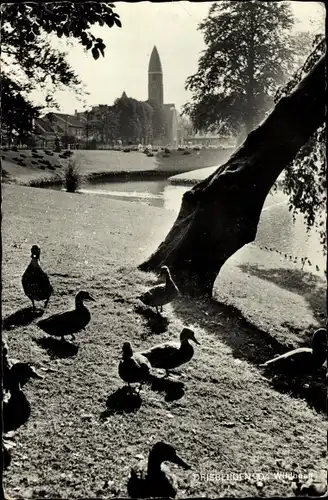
[148,46,162,74]
[148,46,163,106]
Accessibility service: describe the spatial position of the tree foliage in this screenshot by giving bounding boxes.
[86,96,160,145]
[0,2,121,137]
[183,1,296,137]
[274,36,326,253]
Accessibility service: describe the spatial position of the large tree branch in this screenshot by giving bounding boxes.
[140,55,325,296]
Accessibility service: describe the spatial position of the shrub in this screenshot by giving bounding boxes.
[62,157,82,193]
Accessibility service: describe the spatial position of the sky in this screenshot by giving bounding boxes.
[30,1,325,115]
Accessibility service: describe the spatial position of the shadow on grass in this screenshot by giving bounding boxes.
[34,337,79,359]
[100,386,142,417]
[2,307,44,330]
[172,295,326,414]
[149,374,185,402]
[238,265,326,327]
[134,304,169,335]
[267,368,326,414]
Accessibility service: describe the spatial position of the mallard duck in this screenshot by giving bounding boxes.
[22,245,53,310]
[36,290,95,341]
[260,328,327,375]
[127,442,190,498]
[139,266,179,313]
[141,327,200,376]
[4,362,43,432]
[118,342,151,393]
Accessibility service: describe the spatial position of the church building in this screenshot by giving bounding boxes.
[148,46,179,147]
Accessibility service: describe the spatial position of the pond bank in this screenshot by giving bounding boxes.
[26,168,188,188]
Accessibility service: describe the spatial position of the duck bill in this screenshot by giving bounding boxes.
[173,455,191,470]
[193,338,201,345]
[88,295,96,302]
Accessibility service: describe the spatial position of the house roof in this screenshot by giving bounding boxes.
[46,113,84,128]
[35,118,56,134]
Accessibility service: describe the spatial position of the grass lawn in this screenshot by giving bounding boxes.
[1,149,157,188]
[2,184,326,498]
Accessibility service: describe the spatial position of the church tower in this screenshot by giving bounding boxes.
[148,46,163,107]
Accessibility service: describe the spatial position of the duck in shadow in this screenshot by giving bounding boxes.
[22,244,53,311]
[141,328,200,377]
[36,290,95,341]
[139,266,179,315]
[260,328,327,378]
[100,386,142,418]
[127,442,191,498]
[2,306,44,331]
[4,362,44,432]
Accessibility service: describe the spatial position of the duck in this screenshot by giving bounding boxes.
[260,328,327,375]
[36,290,95,341]
[4,362,44,432]
[139,266,179,313]
[127,442,190,498]
[118,342,151,393]
[22,244,53,311]
[141,327,200,377]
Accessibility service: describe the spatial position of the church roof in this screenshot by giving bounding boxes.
[148,46,162,73]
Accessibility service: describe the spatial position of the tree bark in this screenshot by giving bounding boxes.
[139,56,325,296]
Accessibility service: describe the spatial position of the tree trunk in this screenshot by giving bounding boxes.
[139,55,325,296]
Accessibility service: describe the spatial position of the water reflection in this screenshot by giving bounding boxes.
[52,178,325,271]
[81,180,188,211]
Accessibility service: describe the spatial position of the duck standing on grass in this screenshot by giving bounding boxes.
[260,328,327,375]
[139,266,179,314]
[118,342,151,393]
[22,245,53,311]
[36,290,95,341]
[141,327,200,377]
[4,362,44,432]
[127,442,191,498]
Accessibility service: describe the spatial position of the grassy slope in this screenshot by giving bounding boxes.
[2,184,326,498]
[1,149,156,187]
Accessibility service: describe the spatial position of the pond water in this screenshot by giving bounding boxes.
[50,178,326,273]
[81,179,185,211]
